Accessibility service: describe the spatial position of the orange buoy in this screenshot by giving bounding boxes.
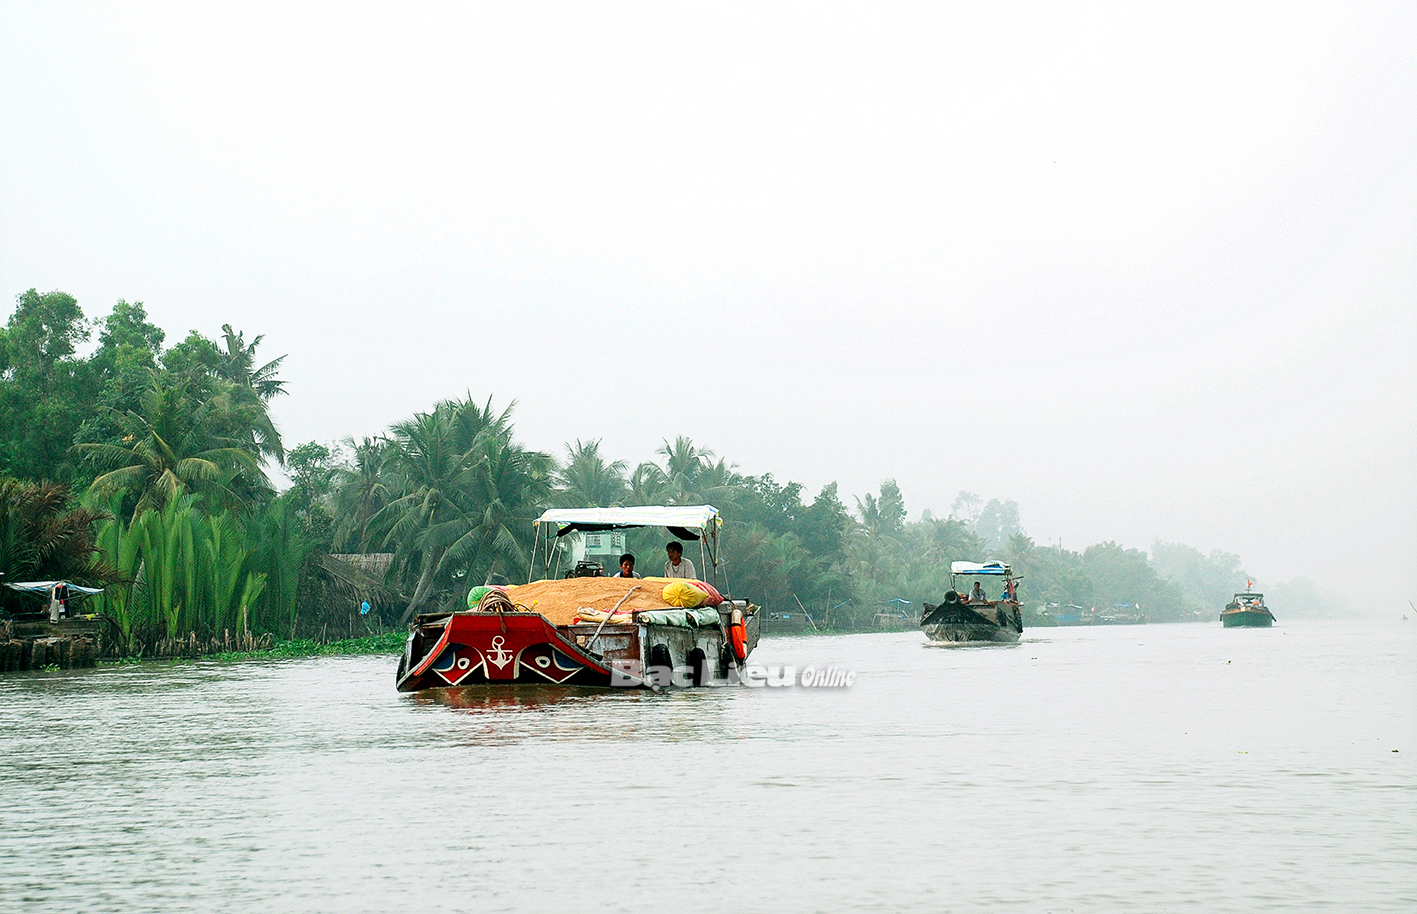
[727,607,748,662]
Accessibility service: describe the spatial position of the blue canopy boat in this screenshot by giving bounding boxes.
[920,561,1023,643]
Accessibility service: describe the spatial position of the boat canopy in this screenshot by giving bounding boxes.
[4,580,105,595]
[528,505,724,586]
[535,505,721,538]
[950,561,1012,576]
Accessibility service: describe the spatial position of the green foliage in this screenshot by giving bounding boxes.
[1012,543,1094,608]
[286,440,339,549]
[721,477,854,610]
[86,486,293,648]
[3,286,1287,642]
[0,478,117,616]
[975,499,1021,553]
[72,300,168,487]
[1150,540,1249,611]
[209,630,405,661]
[287,442,336,506]
[215,324,286,401]
[1082,541,1193,621]
[0,289,98,482]
[364,395,551,620]
[74,376,265,518]
[554,440,628,508]
[88,488,143,645]
[329,436,389,551]
[857,479,905,537]
[250,493,320,637]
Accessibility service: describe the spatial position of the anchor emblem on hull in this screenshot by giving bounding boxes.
[486,635,513,669]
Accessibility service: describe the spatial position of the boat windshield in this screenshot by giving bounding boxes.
[529,505,723,586]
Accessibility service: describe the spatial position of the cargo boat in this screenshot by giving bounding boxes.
[1221,591,1275,628]
[396,506,760,691]
[920,561,1023,644]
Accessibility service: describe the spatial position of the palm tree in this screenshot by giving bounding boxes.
[657,436,711,503]
[74,377,263,519]
[554,439,628,507]
[87,487,144,647]
[331,436,391,551]
[628,462,668,505]
[443,393,515,451]
[0,479,117,616]
[371,396,554,621]
[922,516,986,569]
[203,380,285,469]
[204,510,254,634]
[693,456,743,511]
[368,407,471,618]
[1008,532,1035,565]
[447,436,553,589]
[217,324,286,401]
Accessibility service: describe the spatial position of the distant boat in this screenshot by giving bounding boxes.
[921,561,1022,644]
[1221,591,1275,628]
[1099,602,1147,625]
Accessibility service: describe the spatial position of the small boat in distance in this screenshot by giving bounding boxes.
[920,561,1023,644]
[1221,588,1275,628]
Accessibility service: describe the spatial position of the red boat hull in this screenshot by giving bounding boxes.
[397,612,638,691]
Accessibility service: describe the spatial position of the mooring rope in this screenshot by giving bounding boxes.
[477,590,524,614]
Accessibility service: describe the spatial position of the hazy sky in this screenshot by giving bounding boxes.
[3,2,1414,607]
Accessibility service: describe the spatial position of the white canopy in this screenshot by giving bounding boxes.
[535,505,720,530]
[950,561,1012,576]
[4,580,105,595]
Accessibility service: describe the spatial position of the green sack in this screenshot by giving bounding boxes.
[466,585,505,609]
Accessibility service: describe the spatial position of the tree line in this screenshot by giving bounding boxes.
[0,289,1335,650]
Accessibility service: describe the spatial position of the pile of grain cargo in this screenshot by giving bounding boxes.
[501,578,678,626]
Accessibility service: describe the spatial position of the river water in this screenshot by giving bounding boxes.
[2,619,1413,913]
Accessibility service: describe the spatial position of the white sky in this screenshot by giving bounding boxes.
[3,2,1414,608]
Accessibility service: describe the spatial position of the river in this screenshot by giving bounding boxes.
[2,618,1413,913]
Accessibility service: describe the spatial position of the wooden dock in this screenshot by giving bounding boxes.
[0,618,102,672]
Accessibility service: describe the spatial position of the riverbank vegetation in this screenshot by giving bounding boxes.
[0,289,1343,656]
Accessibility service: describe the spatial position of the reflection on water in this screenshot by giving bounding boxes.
[414,682,619,711]
[920,639,1022,650]
[1,621,1413,913]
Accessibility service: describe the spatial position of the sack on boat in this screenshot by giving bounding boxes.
[466,585,507,609]
[574,607,635,625]
[661,580,708,608]
[688,580,724,606]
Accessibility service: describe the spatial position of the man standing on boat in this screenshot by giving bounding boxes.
[664,542,697,579]
[615,554,640,578]
[967,581,990,604]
